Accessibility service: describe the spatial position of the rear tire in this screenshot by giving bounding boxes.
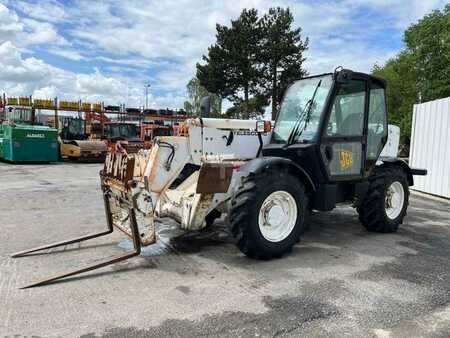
[230,170,308,259]
[357,166,409,233]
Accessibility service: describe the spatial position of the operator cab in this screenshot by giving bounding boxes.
[104,122,140,142]
[61,117,86,140]
[265,69,388,185]
[263,69,389,210]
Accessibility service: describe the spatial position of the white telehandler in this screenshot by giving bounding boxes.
[13,69,427,288]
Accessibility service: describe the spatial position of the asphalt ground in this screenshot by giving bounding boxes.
[0,162,449,337]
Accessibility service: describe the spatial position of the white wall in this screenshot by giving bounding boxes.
[410,97,450,198]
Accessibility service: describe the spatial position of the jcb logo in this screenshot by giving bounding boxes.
[339,150,353,169]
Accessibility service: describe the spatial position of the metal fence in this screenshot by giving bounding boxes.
[410,97,450,198]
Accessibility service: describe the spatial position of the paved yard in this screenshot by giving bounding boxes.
[0,162,449,337]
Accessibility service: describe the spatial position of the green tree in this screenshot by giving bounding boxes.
[184,77,222,117]
[196,9,263,118]
[373,52,418,136]
[404,4,450,101]
[225,95,268,119]
[372,4,449,138]
[259,7,308,120]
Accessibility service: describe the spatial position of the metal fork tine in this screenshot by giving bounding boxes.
[20,208,141,289]
[20,250,140,289]
[11,230,113,258]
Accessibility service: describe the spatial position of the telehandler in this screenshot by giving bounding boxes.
[13,69,427,288]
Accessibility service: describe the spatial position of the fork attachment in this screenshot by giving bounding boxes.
[12,189,142,289]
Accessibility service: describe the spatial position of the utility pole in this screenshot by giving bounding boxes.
[145,84,151,110]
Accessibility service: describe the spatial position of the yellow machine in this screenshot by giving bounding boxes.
[49,116,107,162]
[60,139,107,161]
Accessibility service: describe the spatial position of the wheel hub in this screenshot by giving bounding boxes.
[385,181,405,220]
[258,191,298,242]
[265,205,286,227]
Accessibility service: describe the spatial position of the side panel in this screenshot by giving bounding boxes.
[3,138,59,162]
[202,127,271,160]
[379,125,400,158]
[188,127,203,164]
[143,136,191,193]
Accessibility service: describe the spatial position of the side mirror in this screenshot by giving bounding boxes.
[200,96,211,118]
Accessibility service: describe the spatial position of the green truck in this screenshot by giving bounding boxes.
[0,122,59,163]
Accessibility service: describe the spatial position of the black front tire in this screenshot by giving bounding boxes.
[357,165,409,233]
[229,170,308,259]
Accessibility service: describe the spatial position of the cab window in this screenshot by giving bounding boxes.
[366,83,387,160]
[326,80,366,137]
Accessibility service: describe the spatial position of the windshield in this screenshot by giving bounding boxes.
[272,75,333,143]
[106,124,137,139]
[61,118,84,139]
[68,119,84,136]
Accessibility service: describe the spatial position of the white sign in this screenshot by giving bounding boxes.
[26,133,45,138]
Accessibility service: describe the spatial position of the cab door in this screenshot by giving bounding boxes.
[320,79,368,181]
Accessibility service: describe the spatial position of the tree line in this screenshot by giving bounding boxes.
[184,5,449,137]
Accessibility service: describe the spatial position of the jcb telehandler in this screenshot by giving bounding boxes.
[13,69,427,288]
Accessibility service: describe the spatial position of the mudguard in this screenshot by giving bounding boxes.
[239,156,316,193]
[378,157,427,186]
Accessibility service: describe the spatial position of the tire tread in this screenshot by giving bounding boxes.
[357,165,409,233]
[230,170,306,259]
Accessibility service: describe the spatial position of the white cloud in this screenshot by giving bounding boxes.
[47,47,85,61]
[20,18,67,46]
[63,0,412,86]
[0,3,67,47]
[76,69,123,96]
[347,0,447,29]
[0,39,183,108]
[0,41,53,82]
[0,3,24,40]
[32,85,57,98]
[13,0,67,23]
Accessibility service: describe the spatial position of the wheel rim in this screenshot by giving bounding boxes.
[258,190,298,242]
[385,181,405,220]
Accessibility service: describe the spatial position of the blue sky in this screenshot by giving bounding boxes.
[0,0,447,110]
